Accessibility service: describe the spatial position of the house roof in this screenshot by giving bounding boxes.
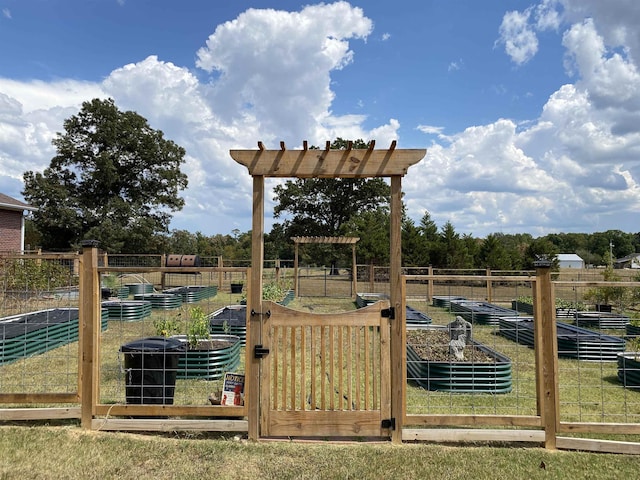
[615,253,640,263]
[557,253,584,262]
[0,193,37,212]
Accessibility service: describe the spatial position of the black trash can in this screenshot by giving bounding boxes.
[120,336,186,405]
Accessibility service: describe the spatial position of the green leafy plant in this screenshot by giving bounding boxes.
[153,306,210,348]
[153,317,180,338]
[185,306,210,349]
[240,279,293,303]
[583,266,626,307]
[1,258,73,292]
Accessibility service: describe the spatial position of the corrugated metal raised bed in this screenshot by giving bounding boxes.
[498,316,626,361]
[450,299,519,325]
[209,305,247,345]
[356,292,389,308]
[574,311,630,330]
[133,293,183,310]
[510,300,577,320]
[0,308,108,365]
[626,323,640,338]
[163,285,217,303]
[102,300,152,321]
[356,293,432,327]
[406,327,512,393]
[126,283,155,296]
[405,305,432,328]
[171,334,241,380]
[617,353,640,389]
[432,295,467,309]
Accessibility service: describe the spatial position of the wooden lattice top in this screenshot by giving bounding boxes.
[291,236,359,244]
[230,140,426,178]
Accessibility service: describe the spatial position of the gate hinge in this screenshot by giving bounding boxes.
[381,307,395,320]
[254,345,270,358]
[381,418,396,430]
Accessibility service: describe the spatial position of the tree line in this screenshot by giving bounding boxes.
[21,99,640,270]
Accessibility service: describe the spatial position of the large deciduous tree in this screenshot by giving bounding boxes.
[23,98,188,252]
[272,138,390,267]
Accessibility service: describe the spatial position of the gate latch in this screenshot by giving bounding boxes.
[381,418,396,430]
[381,307,395,320]
[254,345,270,358]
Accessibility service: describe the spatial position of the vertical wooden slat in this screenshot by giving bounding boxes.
[282,327,288,410]
[320,326,327,409]
[347,326,353,410]
[355,327,361,410]
[364,325,370,411]
[338,327,344,410]
[300,327,306,410]
[310,326,316,410]
[329,325,335,411]
[272,326,279,411]
[373,326,378,409]
[290,327,296,411]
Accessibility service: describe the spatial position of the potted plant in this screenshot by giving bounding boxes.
[230,280,244,294]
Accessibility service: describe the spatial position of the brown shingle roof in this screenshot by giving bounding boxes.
[0,193,37,211]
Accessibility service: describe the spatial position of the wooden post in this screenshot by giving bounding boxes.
[218,256,224,293]
[247,176,264,441]
[427,265,433,303]
[79,240,100,430]
[351,244,357,298]
[533,260,559,449]
[389,175,404,443]
[486,267,492,303]
[275,258,281,283]
[369,263,374,292]
[293,243,299,297]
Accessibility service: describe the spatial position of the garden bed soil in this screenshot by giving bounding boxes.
[407,329,494,363]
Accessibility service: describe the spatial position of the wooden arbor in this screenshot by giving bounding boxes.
[291,235,359,297]
[230,141,425,441]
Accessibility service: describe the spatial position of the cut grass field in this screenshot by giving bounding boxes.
[2,425,640,480]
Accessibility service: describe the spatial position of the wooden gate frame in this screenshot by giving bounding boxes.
[230,140,426,441]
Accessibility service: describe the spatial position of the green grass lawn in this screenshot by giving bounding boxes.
[2,425,640,480]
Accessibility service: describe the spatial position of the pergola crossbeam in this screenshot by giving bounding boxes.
[230,140,425,178]
[291,236,359,245]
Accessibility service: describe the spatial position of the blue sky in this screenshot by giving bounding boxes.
[1,0,639,238]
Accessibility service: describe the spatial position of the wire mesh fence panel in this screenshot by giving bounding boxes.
[555,277,640,427]
[97,269,247,409]
[0,255,80,402]
[404,276,538,418]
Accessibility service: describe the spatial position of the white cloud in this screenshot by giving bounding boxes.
[0,3,393,235]
[416,125,444,135]
[408,0,640,235]
[497,9,539,65]
[2,8,11,19]
[447,59,463,72]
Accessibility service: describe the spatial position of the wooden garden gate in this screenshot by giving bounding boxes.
[230,140,425,440]
[258,300,392,437]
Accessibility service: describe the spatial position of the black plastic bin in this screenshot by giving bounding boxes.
[120,336,186,405]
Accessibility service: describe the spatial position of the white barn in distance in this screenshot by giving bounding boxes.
[557,253,585,269]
